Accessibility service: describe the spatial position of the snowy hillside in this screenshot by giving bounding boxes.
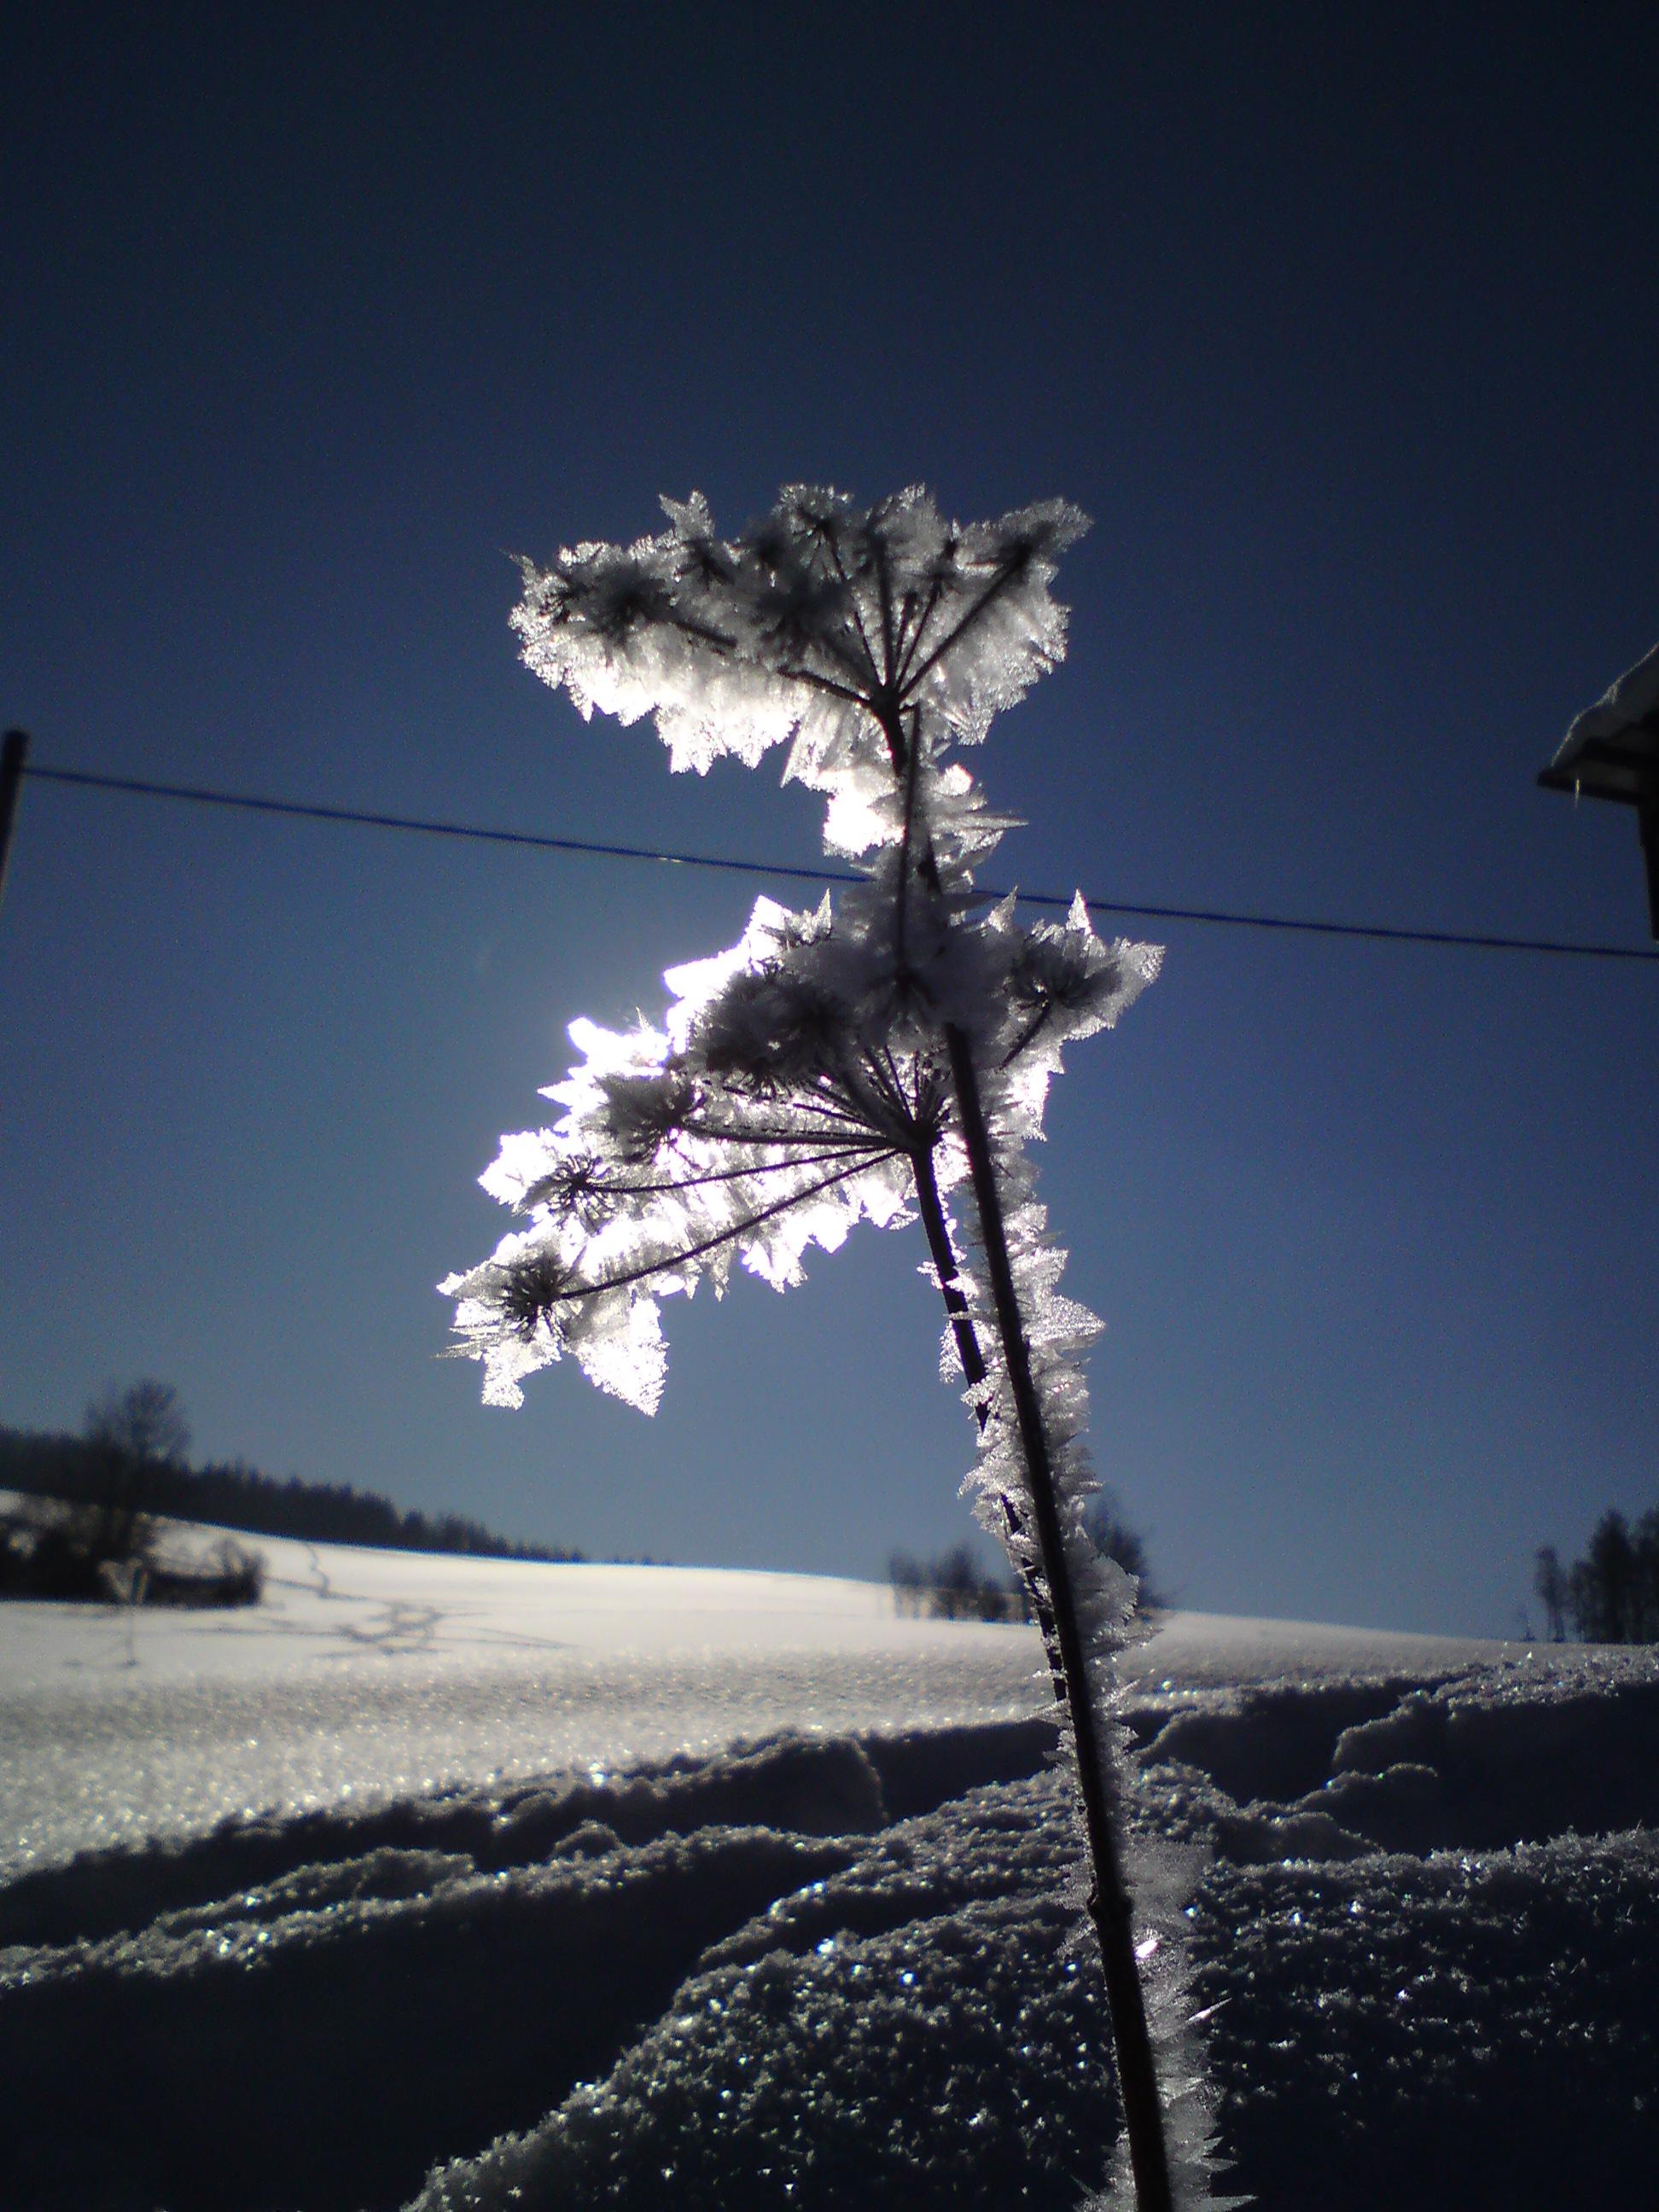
[2,1529,1656,2210]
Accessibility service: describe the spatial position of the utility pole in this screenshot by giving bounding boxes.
[0,730,30,922]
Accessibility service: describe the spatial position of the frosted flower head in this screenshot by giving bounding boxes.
[511,486,1091,848]
[442,894,976,1412]
[489,1246,579,1342]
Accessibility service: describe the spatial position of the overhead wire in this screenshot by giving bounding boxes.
[19,759,1659,964]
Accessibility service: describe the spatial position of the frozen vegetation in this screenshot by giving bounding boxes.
[2,1529,1656,2210]
[446,485,1185,2201]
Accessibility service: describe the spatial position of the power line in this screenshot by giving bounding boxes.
[24,760,859,891]
[20,758,1659,964]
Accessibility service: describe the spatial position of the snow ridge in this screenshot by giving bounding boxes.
[6,1625,1656,2209]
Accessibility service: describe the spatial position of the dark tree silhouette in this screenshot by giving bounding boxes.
[1083,1493,1161,1613]
[1539,1510,1659,1645]
[1574,1512,1639,1643]
[0,1423,580,1563]
[84,1378,192,1466]
[888,1543,1022,1621]
[1533,1545,1569,1643]
[73,1378,191,1573]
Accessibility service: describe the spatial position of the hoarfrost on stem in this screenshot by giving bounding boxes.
[444,486,1208,2209]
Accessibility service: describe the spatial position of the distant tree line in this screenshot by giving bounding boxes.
[0,1393,580,1565]
[890,1542,1025,1621]
[891,1495,1161,1625]
[3,1383,265,1605]
[1534,1509,1659,1644]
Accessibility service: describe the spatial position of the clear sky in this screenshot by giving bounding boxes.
[3,3,1656,1636]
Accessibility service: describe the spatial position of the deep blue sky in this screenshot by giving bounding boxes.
[3,3,1656,1634]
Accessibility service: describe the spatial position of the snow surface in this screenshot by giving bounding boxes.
[3,1529,1656,2211]
[0,1523,1046,1877]
[0,1516,1509,1880]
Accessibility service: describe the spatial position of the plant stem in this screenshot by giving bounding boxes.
[943,1022,1173,2212]
[908,1143,1062,1669]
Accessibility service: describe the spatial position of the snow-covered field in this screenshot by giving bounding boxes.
[3,1526,1656,2211]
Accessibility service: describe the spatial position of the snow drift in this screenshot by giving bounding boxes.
[2,1540,1655,2210]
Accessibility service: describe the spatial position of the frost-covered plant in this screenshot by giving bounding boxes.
[444,486,1211,2209]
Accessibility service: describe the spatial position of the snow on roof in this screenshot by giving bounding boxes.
[1542,636,1659,796]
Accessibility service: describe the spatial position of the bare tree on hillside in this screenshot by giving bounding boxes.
[81,1378,189,1567]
